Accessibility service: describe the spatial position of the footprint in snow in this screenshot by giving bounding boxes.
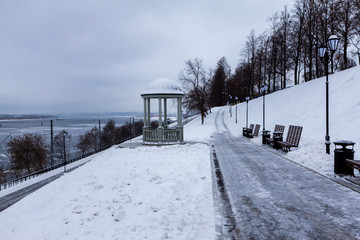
[114,209,126,222]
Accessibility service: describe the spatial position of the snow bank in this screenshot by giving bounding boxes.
[183,108,221,142]
[223,66,360,177]
[0,144,215,240]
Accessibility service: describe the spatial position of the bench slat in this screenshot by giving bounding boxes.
[278,125,303,152]
[274,125,285,133]
[345,159,360,170]
[249,124,260,138]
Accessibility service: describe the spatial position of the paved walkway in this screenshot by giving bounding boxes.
[0,174,61,212]
[0,161,88,212]
[211,109,360,240]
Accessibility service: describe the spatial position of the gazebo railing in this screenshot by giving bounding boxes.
[143,128,183,144]
[163,128,179,142]
[143,128,159,142]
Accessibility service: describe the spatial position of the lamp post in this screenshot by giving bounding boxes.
[229,95,232,118]
[63,131,67,173]
[357,28,360,65]
[260,85,268,131]
[128,117,135,143]
[98,119,101,151]
[318,34,339,154]
[50,120,54,165]
[235,96,238,124]
[245,96,250,128]
[260,85,269,144]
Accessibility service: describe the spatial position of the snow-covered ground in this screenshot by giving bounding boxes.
[0,144,215,240]
[0,156,95,198]
[0,66,359,239]
[223,66,360,177]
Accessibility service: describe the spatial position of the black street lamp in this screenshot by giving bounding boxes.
[228,95,232,118]
[357,28,360,65]
[260,85,269,144]
[318,34,339,154]
[260,85,268,131]
[245,96,250,128]
[235,96,239,124]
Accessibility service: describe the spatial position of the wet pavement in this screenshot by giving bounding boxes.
[211,109,360,240]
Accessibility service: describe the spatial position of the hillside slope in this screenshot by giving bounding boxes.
[219,65,360,176]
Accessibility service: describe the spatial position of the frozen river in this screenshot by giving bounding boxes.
[0,114,140,168]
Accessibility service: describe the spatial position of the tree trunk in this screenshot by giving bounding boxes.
[343,35,348,70]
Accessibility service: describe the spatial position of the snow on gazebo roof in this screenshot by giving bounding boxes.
[141,78,184,97]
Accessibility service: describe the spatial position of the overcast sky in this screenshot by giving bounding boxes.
[0,0,293,114]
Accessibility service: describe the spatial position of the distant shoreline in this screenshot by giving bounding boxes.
[0,114,58,121]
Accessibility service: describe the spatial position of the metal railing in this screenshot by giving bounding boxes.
[0,135,140,191]
[0,149,104,191]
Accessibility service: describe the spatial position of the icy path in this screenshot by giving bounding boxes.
[212,108,360,239]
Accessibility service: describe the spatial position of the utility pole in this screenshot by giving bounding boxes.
[50,120,54,166]
[98,119,101,151]
[63,131,66,173]
[132,117,135,136]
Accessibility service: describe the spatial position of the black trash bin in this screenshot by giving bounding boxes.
[333,140,355,175]
[262,130,271,144]
[242,127,247,137]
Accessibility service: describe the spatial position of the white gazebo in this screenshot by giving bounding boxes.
[141,78,185,144]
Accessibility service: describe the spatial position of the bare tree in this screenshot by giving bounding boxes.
[279,6,291,89]
[77,134,91,156]
[7,133,48,176]
[77,127,99,155]
[101,120,116,146]
[291,0,306,85]
[268,13,281,91]
[0,166,8,184]
[179,58,211,124]
[334,0,358,70]
[211,0,360,106]
[243,30,258,95]
[54,130,71,161]
[351,35,360,65]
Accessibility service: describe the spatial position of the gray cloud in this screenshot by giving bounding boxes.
[0,0,292,114]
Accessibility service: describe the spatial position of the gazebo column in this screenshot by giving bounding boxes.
[143,98,147,127]
[158,97,162,127]
[177,97,184,143]
[177,97,183,127]
[164,98,167,128]
[147,98,151,127]
[158,97,163,142]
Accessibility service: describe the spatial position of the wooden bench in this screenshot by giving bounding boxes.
[248,124,260,138]
[265,124,285,145]
[345,159,360,175]
[244,124,254,138]
[277,125,303,152]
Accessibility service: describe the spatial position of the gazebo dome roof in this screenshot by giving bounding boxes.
[141,78,184,97]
